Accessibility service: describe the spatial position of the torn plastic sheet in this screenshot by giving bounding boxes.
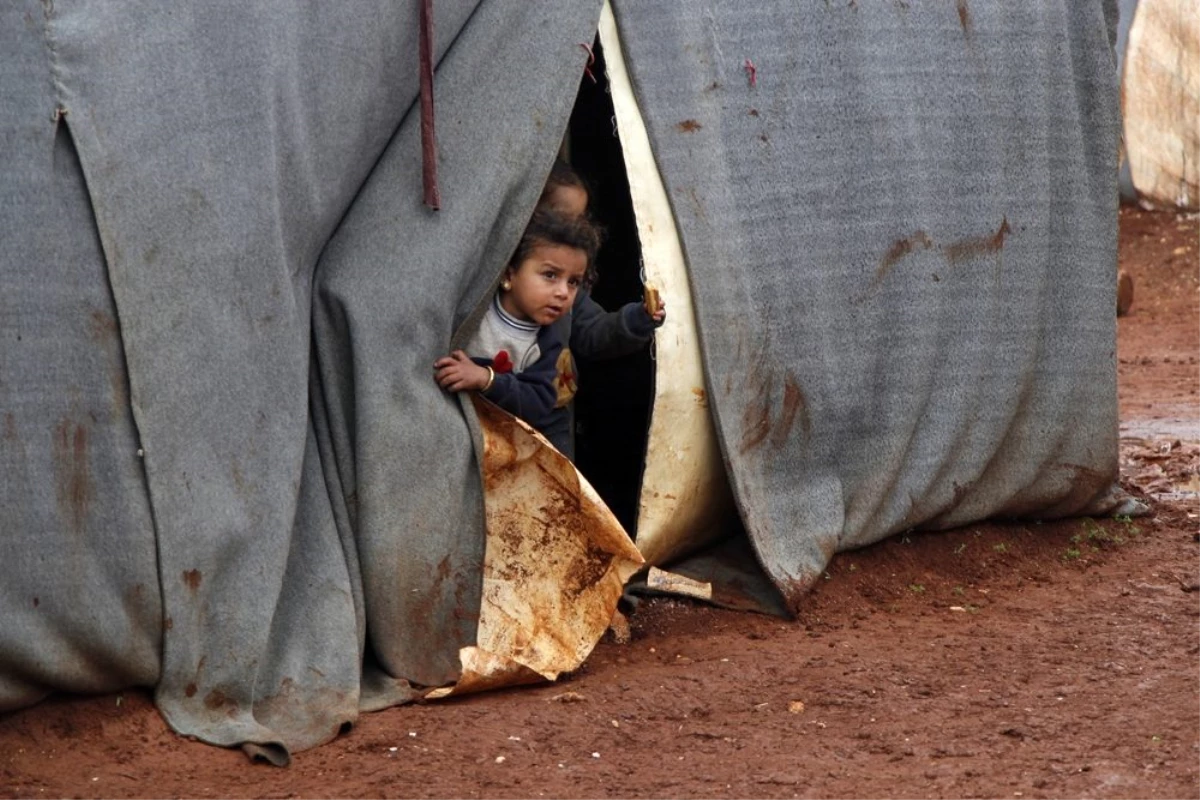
[427,397,644,700]
[646,567,712,600]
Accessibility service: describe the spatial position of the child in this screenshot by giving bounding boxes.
[535,159,667,458]
[434,208,601,453]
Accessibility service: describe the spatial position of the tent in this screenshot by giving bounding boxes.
[1,0,1126,762]
[1115,0,1199,210]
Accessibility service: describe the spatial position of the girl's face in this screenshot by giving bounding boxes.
[500,241,587,325]
[544,184,588,218]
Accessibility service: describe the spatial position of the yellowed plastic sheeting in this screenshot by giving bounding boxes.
[427,397,644,699]
[1123,0,1199,210]
[598,1,740,568]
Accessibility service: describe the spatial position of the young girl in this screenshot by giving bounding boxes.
[434,208,601,453]
[534,159,667,458]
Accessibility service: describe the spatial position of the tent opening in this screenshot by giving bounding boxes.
[559,19,786,618]
[563,36,653,535]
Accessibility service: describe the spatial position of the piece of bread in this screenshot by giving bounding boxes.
[643,283,662,316]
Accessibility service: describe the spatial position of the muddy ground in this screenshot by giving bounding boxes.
[1,206,1196,799]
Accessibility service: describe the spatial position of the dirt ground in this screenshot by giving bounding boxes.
[1,207,1197,799]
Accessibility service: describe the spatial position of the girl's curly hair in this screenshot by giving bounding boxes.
[510,207,603,287]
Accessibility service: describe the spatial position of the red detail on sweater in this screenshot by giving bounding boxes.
[492,350,513,374]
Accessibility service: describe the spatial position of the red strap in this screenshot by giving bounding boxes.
[419,0,441,209]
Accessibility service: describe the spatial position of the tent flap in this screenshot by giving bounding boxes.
[0,0,603,756]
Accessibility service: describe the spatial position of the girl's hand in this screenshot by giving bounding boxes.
[651,298,667,324]
[434,350,491,393]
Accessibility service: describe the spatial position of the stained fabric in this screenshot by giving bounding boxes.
[0,0,1121,759]
[611,0,1122,609]
[311,1,604,702]
[0,0,602,759]
[0,107,162,713]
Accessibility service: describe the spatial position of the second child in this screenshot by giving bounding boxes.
[535,159,667,458]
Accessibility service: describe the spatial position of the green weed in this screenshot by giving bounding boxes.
[1082,519,1125,548]
[1114,514,1142,536]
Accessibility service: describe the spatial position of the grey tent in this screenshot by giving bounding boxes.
[1,0,1124,762]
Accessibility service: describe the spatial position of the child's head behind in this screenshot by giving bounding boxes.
[500,209,600,326]
[539,158,590,219]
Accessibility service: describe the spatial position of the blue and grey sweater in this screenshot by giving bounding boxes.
[464,296,566,450]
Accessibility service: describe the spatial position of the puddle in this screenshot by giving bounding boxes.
[1119,414,1200,444]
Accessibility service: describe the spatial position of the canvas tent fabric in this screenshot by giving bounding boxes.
[607,0,1123,609]
[0,0,602,761]
[1,0,1122,760]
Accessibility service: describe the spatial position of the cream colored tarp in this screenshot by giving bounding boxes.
[1122,0,1199,209]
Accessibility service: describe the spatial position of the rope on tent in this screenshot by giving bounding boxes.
[420,0,441,209]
